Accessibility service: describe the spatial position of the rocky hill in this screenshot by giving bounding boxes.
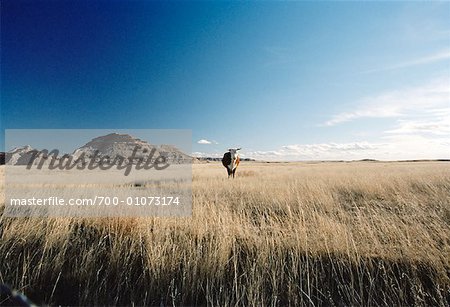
[5,133,192,165]
[5,145,42,165]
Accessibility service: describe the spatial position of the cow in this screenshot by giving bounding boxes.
[222,148,241,178]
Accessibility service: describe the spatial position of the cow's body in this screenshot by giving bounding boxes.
[222,148,241,178]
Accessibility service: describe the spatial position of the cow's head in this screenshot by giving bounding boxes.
[228,148,241,161]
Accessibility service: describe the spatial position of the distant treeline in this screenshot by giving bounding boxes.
[196,157,255,162]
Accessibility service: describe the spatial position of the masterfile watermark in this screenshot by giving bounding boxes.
[9,196,182,206]
[26,146,170,176]
[5,129,192,217]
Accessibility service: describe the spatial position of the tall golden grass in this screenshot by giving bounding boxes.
[1,162,449,305]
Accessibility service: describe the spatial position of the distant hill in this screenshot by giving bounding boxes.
[4,133,193,166]
[4,145,41,165]
[72,133,192,164]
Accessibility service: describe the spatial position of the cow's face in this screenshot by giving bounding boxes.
[228,148,241,161]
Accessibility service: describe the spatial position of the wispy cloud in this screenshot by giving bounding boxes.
[385,108,450,136]
[324,77,450,126]
[362,49,450,74]
[263,46,296,67]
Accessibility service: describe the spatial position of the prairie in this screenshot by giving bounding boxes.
[0,161,449,306]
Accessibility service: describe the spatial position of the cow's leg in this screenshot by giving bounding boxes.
[232,168,236,178]
[227,168,232,178]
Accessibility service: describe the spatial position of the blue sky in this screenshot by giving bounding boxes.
[2,1,449,160]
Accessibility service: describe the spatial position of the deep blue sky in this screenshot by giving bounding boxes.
[2,1,449,160]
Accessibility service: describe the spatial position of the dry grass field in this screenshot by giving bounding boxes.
[0,161,449,306]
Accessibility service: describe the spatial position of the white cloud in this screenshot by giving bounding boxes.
[324,77,450,126]
[197,139,219,145]
[386,111,450,136]
[380,134,450,160]
[197,139,212,145]
[195,77,450,161]
[363,49,450,74]
[193,137,450,161]
[246,142,383,161]
[317,77,450,160]
[192,151,222,158]
[244,138,449,161]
